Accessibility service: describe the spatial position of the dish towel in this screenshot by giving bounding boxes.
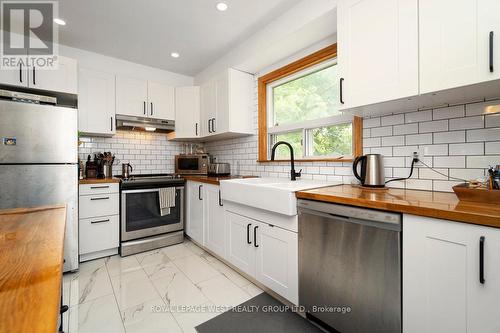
[159,187,176,216]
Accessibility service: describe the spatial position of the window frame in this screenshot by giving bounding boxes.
[258,43,363,163]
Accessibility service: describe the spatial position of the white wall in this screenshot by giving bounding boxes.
[60,44,193,86]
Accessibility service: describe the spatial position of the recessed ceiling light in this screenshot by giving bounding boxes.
[216,2,228,11]
[54,18,66,26]
[170,52,180,58]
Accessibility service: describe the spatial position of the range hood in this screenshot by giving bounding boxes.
[116,114,175,133]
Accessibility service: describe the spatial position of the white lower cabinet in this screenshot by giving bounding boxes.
[403,214,500,333]
[204,184,226,258]
[225,210,298,304]
[78,182,120,261]
[185,181,204,245]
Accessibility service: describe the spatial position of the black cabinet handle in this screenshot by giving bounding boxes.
[90,197,109,201]
[208,119,212,133]
[110,116,113,131]
[32,66,36,85]
[247,223,252,244]
[253,225,259,247]
[339,77,344,104]
[195,123,198,136]
[91,219,110,224]
[90,185,109,189]
[211,118,216,133]
[19,64,22,83]
[218,190,223,206]
[150,102,154,116]
[198,184,203,200]
[143,101,146,115]
[480,236,485,284]
[490,31,494,73]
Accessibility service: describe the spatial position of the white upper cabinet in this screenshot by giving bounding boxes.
[196,68,253,139]
[0,56,77,94]
[32,56,78,94]
[116,76,175,120]
[78,68,116,136]
[115,76,148,117]
[337,0,419,110]
[148,81,175,120]
[419,0,500,94]
[404,214,500,333]
[175,86,200,138]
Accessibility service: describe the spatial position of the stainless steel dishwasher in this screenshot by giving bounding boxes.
[298,199,401,333]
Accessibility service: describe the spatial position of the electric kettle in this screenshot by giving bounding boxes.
[122,163,133,179]
[352,154,385,187]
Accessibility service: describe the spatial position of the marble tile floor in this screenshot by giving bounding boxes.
[62,240,263,333]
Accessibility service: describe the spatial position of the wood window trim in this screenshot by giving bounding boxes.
[257,43,363,163]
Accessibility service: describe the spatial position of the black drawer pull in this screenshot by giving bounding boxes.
[90,197,109,201]
[480,236,485,284]
[247,223,252,244]
[253,225,259,248]
[90,186,110,189]
[218,190,223,206]
[340,77,345,104]
[490,31,494,73]
[198,185,203,200]
[19,64,22,83]
[91,219,110,224]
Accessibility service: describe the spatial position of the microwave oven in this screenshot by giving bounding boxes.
[175,154,209,175]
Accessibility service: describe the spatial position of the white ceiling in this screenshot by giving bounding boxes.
[58,0,302,76]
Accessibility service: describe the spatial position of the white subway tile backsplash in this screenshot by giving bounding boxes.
[467,128,500,142]
[371,147,393,156]
[384,157,405,168]
[419,120,448,133]
[405,179,433,190]
[485,142,500,155]
[432,180,463,192]
[393,123,418,135]
[433,131,466,144]
[485,114,500,128]
[370,126,393,137]
[418,168,448,180]
[364,117,381,128]
[449,116,484,130]
[393,145,417,157]
[449,143,484,156]
[381,114,405,126]
[382,136,405,146]
[434,156,466,168]
[363,137,381,148]
[405,110,432,123]
[420,144,448,156]
[465,99,500,116]
[467,155,500,168]
[449,168,485,181]
[406,133,432,145]
[433,105,465,120]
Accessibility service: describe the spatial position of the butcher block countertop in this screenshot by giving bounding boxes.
[0,205,66,333]
[296,185,500,228]
[79,177,120,185]
[182,175,256,185]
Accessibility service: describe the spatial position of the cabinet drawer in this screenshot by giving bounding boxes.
[79,183,119,195]
[79,193,119,218]
[79,215,119,255]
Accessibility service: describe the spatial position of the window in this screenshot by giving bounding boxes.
[258,44,362,162]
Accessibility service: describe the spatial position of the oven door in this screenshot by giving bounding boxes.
[121,187,184,241]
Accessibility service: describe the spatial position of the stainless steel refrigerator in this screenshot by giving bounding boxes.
[0,91,79,272]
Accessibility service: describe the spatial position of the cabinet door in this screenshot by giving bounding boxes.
[148,81,175,120]
[214,71,229,134]
[78,68,116,135]
[175,86,200,138]
[419,0,500,94]
[79,215,119,255]
[30,56,78,94]
[200,80,216,136]
[204,184,226,258]
[185,181,204,245]
[116,75,148,117]
[403,214,500,333]
[337,0,418,110]
[254,223,298,304]
[0,64,28,87]
[225,211,255,276]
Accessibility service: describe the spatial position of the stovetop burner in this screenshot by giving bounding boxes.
[118,173,185,189]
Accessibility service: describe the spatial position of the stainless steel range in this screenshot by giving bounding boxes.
[119,173,185,256]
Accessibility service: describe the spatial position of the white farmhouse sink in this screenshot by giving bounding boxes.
[220,177,341,216]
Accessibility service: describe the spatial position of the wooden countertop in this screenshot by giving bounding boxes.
[296,185,500,228]
[182,175,256,185]
[0,205,67,333]
[79,177,120,185]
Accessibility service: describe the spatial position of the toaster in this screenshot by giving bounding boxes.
[208,163,231,176]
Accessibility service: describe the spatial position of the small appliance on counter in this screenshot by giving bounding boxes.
[208,162,231,176]
[353,154,386,187]
[175,154,209,175]
[122,163,133,179]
